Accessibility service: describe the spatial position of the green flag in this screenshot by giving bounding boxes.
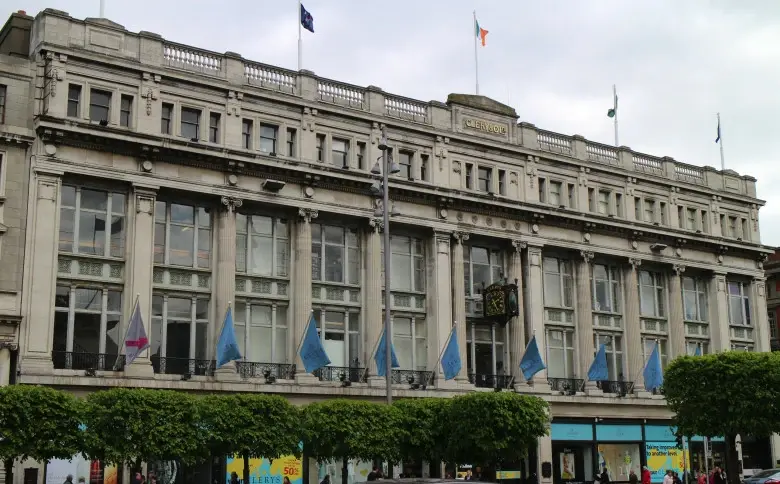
[607,94,618,118]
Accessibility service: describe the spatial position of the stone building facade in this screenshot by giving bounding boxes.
[4,7,777,484]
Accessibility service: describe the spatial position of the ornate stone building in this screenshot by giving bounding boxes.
[4,7,776,484]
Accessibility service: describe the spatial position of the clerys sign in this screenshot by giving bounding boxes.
[482,281,520,324]
[464,118,508,135]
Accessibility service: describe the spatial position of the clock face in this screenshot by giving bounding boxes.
[485,289,506,317]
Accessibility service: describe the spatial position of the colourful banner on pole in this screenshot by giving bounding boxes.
[225,454,302,484]
[645,442,691,483]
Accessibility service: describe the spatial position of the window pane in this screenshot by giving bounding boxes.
[78,212,105,255]
[169,225,194,266]
[171,204,194,224]
[59,207,75,252]
[250,235,273,275]
[81,189,108,211]
[391,253,412,291]
[544,273,562,306]
[324,245,344,282]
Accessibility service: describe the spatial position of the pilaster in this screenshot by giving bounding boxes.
[431,231,453,387]
[301,108,318,163]
[294,208,318,383]
[668,265,686,359]
[21,171,62,373]
[576,251,599,394]
[0,346,10,386]
[43,52,68,118]
[710,271,730,352]
[623,258,645,395]
[365,218,383,382]
[124,185,157,378]
[521,243,550,392]
[137,72,161,136]
[752,277,770,352]
[509,240,527,391]
[214,197,242,380]
[451,231,470,383]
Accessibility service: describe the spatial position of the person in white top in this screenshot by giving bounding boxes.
[663,470,674,484]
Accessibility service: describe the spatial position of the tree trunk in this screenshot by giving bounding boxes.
[4,458,13,484]
[725,434,741,484]
[243,452,250,484]
[341,458,348,484]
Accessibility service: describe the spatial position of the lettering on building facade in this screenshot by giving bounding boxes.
[464,118,508,135]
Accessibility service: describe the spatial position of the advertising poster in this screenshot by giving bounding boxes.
[559,452,575,480]
[597,444,641,482]
[47,457,118,484]
[225,454,303,484]
[645,442,691,483]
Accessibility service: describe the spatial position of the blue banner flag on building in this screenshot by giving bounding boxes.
[643,342,664,392]
[300,3,314,33]
[715,118,721,143]
[374,328,400,377]
[216,306,242,368]
[299,314,330,373]
[587,344,609,381]
[694,344,702,356]
[519,335,546,381]
[440,326,461,381]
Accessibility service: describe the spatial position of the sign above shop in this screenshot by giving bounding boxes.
[463,118,508,135]
[482,280,520,324]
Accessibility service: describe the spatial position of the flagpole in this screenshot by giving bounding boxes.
[297,0,303,71]
[99,0,105,18]
[473,11,479,95]
[613,84,619,147]
[717,112,725,170]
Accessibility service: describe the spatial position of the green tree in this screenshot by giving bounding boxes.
[199,394,301,484]
[301,400,403,484]
[394,398,451,464]
[664,351,780,483]
[443,392,549,473]
[81,388,202,468]
[0,385,85,484]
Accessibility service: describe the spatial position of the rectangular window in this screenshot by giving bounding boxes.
[660,202,668,225]
[393,317,427,371]
[161,103,173,134]
[356,142,366,170]
[543,257,574,308]
[546,329,575,378]
[89,89,112,123]
[420,154,429,182]
[180,107,201,140]
[398,151,413,179]
[235,214,289,277]
[687,208,698,230]
[150,295,210,367]
[686,341,709,356]
[478,167,492,193]
[52,286,123,368]
[58,186,126,258]
[466,322,507,378]
[465,163,474,189]
[242,119,253,149]
[209,112,221,143]
[727,281,751,326]
[615,193,623,217]
[316,134,325,162]
[234,303,289,364]
[639,270,666,318]
[682,276,708,322]
[741,218,749,241]
[597,190,610,214]
[642,338,668,369]
[120,95,133,127]
[311,224,360,284]
[332,138,349,168]
[593,264,621,313]
[678,207,685,229]
[701,211,708,233]
[539,178,547,203]
[286,128,297,157]
[381,235,425,292]
[67,84,82,118]
[260,124,278,154]
[464,246,503,297]
[769,310,777,341]
[593,333,623,381]
[644,199,656,223]
[153,201,212,269]
[498,170,507,195]
[728,216,738,238]
[549,181,562,206]
[634,197,642,220]
[312,310,360,368]
[567,183,576,208]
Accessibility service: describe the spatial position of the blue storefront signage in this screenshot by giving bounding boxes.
[596,424,643,441]
[645,425,676,442]
[551,423,594,441]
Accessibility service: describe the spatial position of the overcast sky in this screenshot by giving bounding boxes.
[16,0,780,246]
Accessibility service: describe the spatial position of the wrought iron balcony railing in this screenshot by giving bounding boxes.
[52,351,124,371]
[391,369,435,387]
[548,377,585,394]
[469,373,514,389]
[235,362,296,380]
[151,356,214,376]
[597,380,634,395]
[313,366,367,383]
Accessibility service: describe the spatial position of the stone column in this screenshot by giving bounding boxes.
[365,218,383,384]
[124,185,158,378]
[710,271,730,352]
[752,277,770,352]
[538,433,554,484]
[451,231,469,383]
[214,196,242,380]
[21,171,62,373]
[0,345,11,386]
[431,231,453,386]
[522,244,550,392]
[623,258,645,395]
[509,240,527,391]
[294,208,318,383]
[669,264,687,359]
[576,251,598,394]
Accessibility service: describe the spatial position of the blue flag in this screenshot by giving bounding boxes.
[374,327,400,377]
[440,327,461,381]
[216,306,242,368]
[643,342,664,391]
[694,344,702,356]
[299,314,330,373]
[715,119,721,143]
[587,344,609,381]
[300,4,314,33]
[520,335,546,381]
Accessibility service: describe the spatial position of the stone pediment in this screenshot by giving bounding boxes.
[446,94,518,119]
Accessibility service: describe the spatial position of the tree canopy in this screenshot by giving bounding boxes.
[443,392,550,467]
[664,351,780,439]
[81,388,202,466]
[394,398,451,463]
[0,385,84,462]
[301,399,403,463]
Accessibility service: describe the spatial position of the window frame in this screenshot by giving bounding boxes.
[286,127,297,157]
[727,280,752,327]
[543,256,574,309]
[592,263,622,314]
[89,88,112,123]
[593,333,624,381]
[331,137,349,168]
[545,327,576,379]
[234,301,289,364]
[639,270,666,318]
[54,284,124,356]
[464,245,504,297]
[235,213,290,278]
[393,315,428,371]
[59,185,127,259]
[466,321,508,377]
[161,102,174,135]
[311,223,360,285]
[67,84,82,118]
[381,234,426,293]
[208,112,221,143]
[153,200,212,269]
[241,119,253,149]
[180,107,201,140]
[119,94,133,128]
[682,276,708,323]
[259,123,278,154]
[150,294,210,362]
[641,337,668,369]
